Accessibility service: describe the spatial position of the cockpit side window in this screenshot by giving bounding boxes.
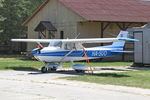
[64,43,76,50]
[54,42,62,47]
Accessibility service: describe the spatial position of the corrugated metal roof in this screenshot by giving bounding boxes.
[23,0,150,25]
[60,0,150,22]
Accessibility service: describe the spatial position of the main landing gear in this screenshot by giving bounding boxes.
[41,63,61,73]
[41,63,89,73]
[72,64,88,73]
[75,70,85,73]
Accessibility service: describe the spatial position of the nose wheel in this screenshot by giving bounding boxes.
[41,63,60,73]
[41,66,48,73]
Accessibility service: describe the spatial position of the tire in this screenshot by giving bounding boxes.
[48,67,57,72]
[49,67,57,71]
[52,67,57,71]
[41,66,47,73]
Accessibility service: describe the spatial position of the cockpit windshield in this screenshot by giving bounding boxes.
[48,41,84,50]
[48,41,62,47]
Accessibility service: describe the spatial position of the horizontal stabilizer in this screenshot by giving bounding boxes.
[119,38,139,42]
[111,50,134,53]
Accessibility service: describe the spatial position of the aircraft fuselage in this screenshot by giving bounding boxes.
[32,46,122,63]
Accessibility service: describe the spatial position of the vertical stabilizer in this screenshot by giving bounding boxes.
[112,31,128,47]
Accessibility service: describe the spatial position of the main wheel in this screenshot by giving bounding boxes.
[51,67,57,71]
[48,67,57,71]
[41,66,48,73]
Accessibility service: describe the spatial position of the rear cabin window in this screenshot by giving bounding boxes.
[64,43,76,50]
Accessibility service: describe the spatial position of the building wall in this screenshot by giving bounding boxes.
[27,0,84,51]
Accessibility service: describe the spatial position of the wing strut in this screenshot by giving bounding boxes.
[60,49,75,62]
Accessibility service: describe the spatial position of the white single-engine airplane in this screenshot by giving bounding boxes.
[11,31,138,73]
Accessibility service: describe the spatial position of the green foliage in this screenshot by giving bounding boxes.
[0,57,43,70]
[0,0,44,43]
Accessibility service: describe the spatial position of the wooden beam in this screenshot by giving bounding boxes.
[101,22,110,38]
[100,22,111,46]
[116,22,133,31]
[101,23,104,38]
[40,31,46,38]
[116,23,124,30]
[38,32,41,39]
[126,23,133,29]
[103,23,110,31]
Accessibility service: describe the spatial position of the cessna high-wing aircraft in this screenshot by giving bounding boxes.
[11,31,138,73]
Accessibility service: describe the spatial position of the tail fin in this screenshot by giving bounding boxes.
[112,31,128,48]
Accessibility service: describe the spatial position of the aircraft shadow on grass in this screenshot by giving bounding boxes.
[5,66,131,77]
[92,73,130,78]
[5,66,85,75]
[29,70,86,75]
[29,70,131,78]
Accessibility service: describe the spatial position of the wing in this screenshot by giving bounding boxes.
[11,38,138,44]
[11,39,61,43]
[11,38,122,44]
[62,38,121,43]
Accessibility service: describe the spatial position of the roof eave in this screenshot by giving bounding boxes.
[22,0,50,26]
[86,19,149,23]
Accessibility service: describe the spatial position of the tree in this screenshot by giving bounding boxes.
[0,0,44,44]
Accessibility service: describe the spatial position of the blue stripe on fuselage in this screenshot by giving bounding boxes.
[39,51,84,57]
[36,49,122,58]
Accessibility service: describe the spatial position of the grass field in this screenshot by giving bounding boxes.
[63,70,150,89]
[0,57,150,89]
[0,58,43,71]
[0,58,132,71]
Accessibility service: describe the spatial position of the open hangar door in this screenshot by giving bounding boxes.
[127,23,150,66]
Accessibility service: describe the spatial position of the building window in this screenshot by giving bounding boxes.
[60,31,64,39]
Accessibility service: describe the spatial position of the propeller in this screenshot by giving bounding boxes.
[36,42,43,54]
[36,42,43,49]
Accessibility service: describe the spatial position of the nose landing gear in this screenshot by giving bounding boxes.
[41,63,61,73]
[41,66,48,73]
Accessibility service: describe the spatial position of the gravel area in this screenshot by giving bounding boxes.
[0,70,150,100]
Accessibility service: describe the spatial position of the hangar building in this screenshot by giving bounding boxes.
[22,0,150,61]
